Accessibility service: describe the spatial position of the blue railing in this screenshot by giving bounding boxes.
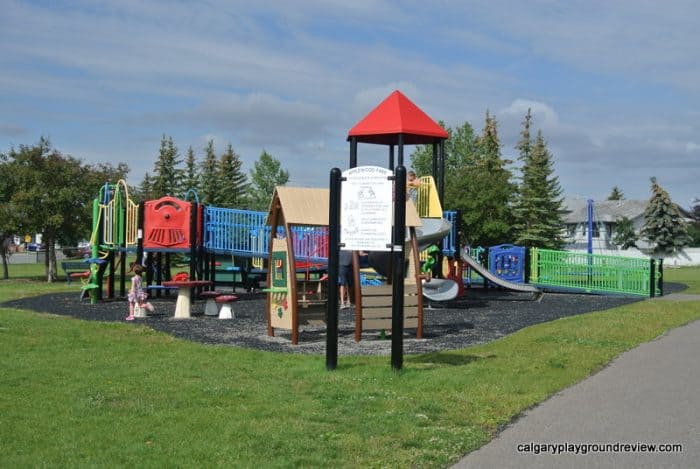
[204,206,328,262]
[442,210,457,257]
[204,207,269,256]
[205,206,454,264]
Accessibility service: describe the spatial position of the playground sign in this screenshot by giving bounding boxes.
[341,166,393,251]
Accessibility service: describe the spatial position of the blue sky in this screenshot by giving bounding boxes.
[2,0,699,208]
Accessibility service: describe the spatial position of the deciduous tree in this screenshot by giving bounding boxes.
[0,154,17,279]
[248,150,289,211]
[4,138,129,281]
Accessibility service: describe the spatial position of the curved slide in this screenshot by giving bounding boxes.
[461,248,542,297]
[422,278,460,302]
[415,218,452,251]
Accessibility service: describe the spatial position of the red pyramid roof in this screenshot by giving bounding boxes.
[347,90,448,145]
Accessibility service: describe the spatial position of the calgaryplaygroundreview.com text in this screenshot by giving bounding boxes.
[516,441,683,456]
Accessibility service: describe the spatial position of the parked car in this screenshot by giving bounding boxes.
[27,242,46,252]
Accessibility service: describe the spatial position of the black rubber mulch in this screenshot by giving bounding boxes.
[4,283,681,356]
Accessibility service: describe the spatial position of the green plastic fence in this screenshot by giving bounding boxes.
[530,248,662,297]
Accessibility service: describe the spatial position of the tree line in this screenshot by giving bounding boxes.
[0,136,289,280]
[2,113,695,281]
[411,109,567,249]
[410,109,693,255]
[137,135,289,211]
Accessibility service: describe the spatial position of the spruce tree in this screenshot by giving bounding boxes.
[199,140,220,205]
[607,186,624,200]
[248,150,289,211]
[512,110,565,249]
[612,216,637,249]
[455,111,515,246]
[218,143,249,208]
[137,172,154,201]
[640,177,689,256]
[182,146,200,197]
[151,135,182,198]
[689,198,700,246]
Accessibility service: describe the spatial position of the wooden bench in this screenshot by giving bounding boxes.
[62,261,90,284]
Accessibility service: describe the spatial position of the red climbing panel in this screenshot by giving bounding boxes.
[143,196,201,249]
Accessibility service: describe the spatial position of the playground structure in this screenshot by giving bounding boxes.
[76,90,663,360]
[80,177,662,314]
[84,186,336,303]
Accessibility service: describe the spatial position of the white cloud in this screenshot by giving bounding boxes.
[1,0,699,207]
[500,99,560,129]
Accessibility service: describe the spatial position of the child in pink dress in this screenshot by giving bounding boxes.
[126,264,153,320]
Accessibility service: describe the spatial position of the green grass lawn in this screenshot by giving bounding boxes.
[1,266,699,467]
[664,265,700,294]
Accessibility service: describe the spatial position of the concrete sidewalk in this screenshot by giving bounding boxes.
[453,312,700,468]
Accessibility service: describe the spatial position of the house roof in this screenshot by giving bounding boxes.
[562,198,648,223]
[347,90,449,145]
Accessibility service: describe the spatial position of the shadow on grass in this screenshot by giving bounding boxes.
[407,351,496,367]
[663,282,688,294]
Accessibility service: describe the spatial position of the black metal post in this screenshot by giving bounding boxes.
[649,258,656,298]
[96,208,105,301]
[190,202,198,281]
[120,202,127,297]
[156,252,163,298]
[120,249,127,297]
[136,201,145,265]
[389,144,395,170]
[108,249,115,299]
[326,168,342,370]
[438,140,445,205]
[398,134,404,166]
[392,165,407,371]
[145,252,153,287]
[350,136,358,168]
[432,142,438,184]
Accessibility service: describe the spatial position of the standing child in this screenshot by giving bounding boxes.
[338,250,353,308]
[126,264,153,320]
[406,170,421,202]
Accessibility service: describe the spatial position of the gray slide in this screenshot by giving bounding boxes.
[422,278,460,302]
[461,248,542,297]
